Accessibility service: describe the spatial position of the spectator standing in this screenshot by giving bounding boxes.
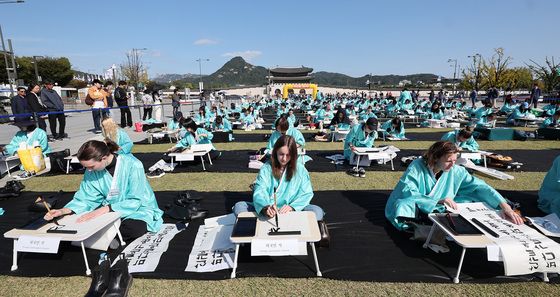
[40,80,67,139]
[469,89,477,108]
[114,80,132,128]
[88,79,108,133]
[530,83,541,108]
[26,83,48,132]
[152,90,163,122]
[11,86,31,123]
[103,81,114,118]
[141,89,153,120]
[171,88,181,118]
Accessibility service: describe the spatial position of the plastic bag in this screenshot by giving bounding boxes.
[17,146,45,173]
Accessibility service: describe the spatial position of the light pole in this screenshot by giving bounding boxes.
[196,58,209,92]
[467,53,482,91]
[32,55,44,83]
[0,0,25,3]
[447,58,457,96]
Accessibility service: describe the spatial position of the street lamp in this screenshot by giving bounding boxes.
[0,0,25,4]
[467,53,482,91]
[32,55,44,83]
[196,58,209,92]
[447,58,457,96]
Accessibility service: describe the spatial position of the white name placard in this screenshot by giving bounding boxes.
[16,235,61,254]
[251,238,307,256]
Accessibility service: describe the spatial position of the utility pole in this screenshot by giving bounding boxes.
[0,25,14,96]
[447,59,457,96]
[196,58,209,93]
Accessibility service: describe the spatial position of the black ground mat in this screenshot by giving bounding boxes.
[0,190,556,283]
[130,149,557,174]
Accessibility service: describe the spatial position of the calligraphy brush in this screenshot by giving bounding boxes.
[39,195,59,226]
[273,187,279,229]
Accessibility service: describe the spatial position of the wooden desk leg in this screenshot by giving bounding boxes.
[230,244,240,279]
[11,239,18,271]
[114,222,126,246]
[310,242,322,277]
[200,156,206,171]
[207,153,213,165]
[5,160,11,177]
[422,224,436,249]
[81,241,92,276]
[453,247,467,283]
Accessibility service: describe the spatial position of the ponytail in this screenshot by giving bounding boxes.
[77,140,119,161]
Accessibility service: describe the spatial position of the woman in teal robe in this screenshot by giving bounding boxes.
[506,103,530,126]
[381,118,406,139]
[233,135,324,221]
[102,117,133,154]
[538,155,560,216]
[266,115,305,152]
[440,128,479,151]
[344,118,378,160]
[212,115,232,132]
[44,140,163,241]
[3,121,51,157]
[385,141,523,231]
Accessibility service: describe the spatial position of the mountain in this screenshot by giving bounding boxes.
[155,57,439,88]
[312,72,439,87]
[152,73,199,84]
[205,56,268,86]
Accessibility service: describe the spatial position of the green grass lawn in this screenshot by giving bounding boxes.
[132,140,560,153]
[1,275,559,297]
[23,171,547,192]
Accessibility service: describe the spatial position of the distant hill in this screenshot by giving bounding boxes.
[152,73,199,84]
[154,57,439,88]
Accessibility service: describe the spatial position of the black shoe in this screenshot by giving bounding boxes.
[0,180,25,198]
[175,191,204,207]
[346,168,359,177]
[358,168,366,178]
[84,258,111,297]
[104,256,133,297]
[317,220,330,248]
[146,168,165,179]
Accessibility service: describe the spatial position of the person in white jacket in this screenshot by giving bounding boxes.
[152,90,163,122]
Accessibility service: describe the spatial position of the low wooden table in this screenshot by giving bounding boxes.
[229,211,322,278]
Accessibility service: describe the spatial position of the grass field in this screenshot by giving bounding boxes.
[4,128,559,296]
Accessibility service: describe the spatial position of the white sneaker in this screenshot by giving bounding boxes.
[148,159,166,172]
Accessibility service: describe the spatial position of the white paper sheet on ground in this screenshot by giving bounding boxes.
[116,224,184,273]
[528,214,560,238]
[454,203,560,276]
[457,158,514,180]
[198,225,235,251]
[185,225,235,273]
[204,214,236,227]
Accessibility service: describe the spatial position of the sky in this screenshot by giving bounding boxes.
[1,0,558,79]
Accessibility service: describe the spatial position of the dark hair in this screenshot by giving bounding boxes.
[275,115,290,132]
[92,79,102,85]
[458,126,474,139]
[391,117,402,129]
[215,115,223,125]
[181,117,198,133]
[174,111,183,122]
[118,80,127,86]
[104,81,113,87]
[423,141,459,168]
[365,117,378,131]
[270,135,298,181]
[27,83,40,92]
[77,140,119,161]
[173,88,178,93]
[17,86,26,91]
[143,89,151,94]
[554,110,560,117]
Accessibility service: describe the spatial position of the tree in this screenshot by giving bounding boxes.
[120,50,148,89]
[526,57,560,93]
[502,67,533,90]
[67,79,88,89]
[0,56,73,86]
[461,54,484,91]
[482,47,512,89]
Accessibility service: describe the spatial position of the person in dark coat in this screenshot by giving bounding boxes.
[25,83,48,132]
[11,86,31,122]
[40,80,66,139]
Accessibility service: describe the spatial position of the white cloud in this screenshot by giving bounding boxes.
[194,38,218,45]
[222,50,262,61]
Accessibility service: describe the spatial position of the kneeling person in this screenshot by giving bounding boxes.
[44,140,163,242]
[385,141,522,231]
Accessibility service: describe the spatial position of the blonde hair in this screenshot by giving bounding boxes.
[101,117,119,143]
